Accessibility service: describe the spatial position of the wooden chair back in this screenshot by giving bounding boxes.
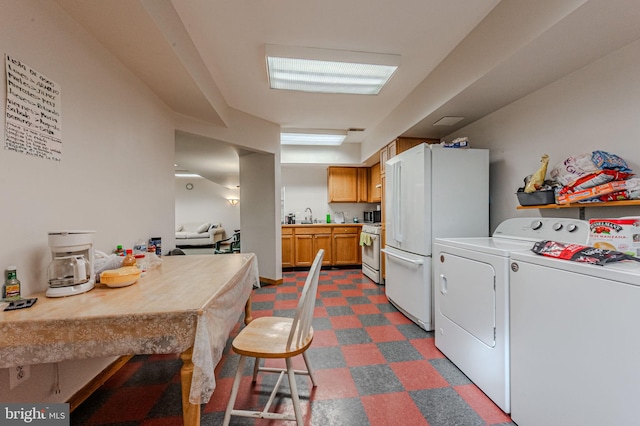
[286,249,324,351]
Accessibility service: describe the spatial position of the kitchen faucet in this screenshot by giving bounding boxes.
[305,207,313,223]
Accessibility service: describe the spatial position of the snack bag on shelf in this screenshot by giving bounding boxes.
[556,178,640,204]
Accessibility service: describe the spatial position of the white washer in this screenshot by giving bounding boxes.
[509,248,640,426]
[433,217,589,413]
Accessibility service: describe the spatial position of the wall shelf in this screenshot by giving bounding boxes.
[517,200,640,219]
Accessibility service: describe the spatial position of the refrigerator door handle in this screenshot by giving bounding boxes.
[392,161,403,243]
[381,248,423,265]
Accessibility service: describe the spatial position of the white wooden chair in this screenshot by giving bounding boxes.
[223,249,325,425]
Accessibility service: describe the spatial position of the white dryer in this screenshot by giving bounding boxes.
[432,217,589,413]
[509,248,640,426]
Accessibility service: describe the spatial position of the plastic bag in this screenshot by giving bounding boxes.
[550,151,633,187]
[524,154,550,193]
[94,250,124,282]
[531,240,640,265]
[591,150,632,172]
[549,152,600,186]
[146,252,163,270]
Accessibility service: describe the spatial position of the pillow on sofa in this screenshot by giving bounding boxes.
[197,223,211,233]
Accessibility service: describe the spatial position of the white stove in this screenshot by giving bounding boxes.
[361,224,382,283]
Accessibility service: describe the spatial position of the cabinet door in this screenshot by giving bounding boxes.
[328,167,358,202]
[369,163,381,202]
[294,234,314,267]
[314,233,333,266]
[333,233,360,265]
[380,147,388,177]
[357,168,369,202]
[282,234,294,268]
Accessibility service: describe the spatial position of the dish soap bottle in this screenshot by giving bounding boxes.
[326,211,331,223]
[3,266,21,300]
[122,249,137,267]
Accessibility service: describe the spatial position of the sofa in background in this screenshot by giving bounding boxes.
[175,222,225,247]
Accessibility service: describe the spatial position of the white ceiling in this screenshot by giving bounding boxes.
[55,0,640,187]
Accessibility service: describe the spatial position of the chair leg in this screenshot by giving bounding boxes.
[302,351,317,387]
[252,357,261,382]
[286,357,303,426]
[223,355,246,426]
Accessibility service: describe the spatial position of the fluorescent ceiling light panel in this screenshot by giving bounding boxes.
[174,173,202,178]
[281,130,347,146]
[266,45,400,95]
[433,116,464,126]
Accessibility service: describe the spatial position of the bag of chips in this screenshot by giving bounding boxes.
[531,240,640,265]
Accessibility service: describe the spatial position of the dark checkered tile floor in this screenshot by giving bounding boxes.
[71,269,514,425]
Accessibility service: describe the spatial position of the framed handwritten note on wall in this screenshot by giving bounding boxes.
[4,55,62,161]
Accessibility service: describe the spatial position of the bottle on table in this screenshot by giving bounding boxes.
[3,266,21,299]
[122,249,137,267]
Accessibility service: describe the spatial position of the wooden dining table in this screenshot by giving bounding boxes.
[0,253,259,426]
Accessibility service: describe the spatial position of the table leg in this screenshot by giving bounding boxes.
[180,347,200,426]
[244,293,253,325]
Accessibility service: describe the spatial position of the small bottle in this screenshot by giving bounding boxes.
[134,253,147,276]
[122,249,137,267]
[326,211,331,223]
[115,245,124,256]
[133,239,146,255]
[3,266,21,299]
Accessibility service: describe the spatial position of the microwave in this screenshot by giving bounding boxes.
[364,210,381,223]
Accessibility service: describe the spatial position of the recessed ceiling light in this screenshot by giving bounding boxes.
[266,45,400,95]
[433,116,464,126]
[281,129,347,146]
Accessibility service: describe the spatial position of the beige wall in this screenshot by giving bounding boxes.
[0,0,175,402]
[446,39,640,231]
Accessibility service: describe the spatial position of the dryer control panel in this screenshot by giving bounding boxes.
[492,217,589,244]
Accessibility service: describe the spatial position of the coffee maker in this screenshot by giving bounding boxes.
[46,231,95,297]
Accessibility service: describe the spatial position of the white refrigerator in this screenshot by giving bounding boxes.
[382,143,489,331]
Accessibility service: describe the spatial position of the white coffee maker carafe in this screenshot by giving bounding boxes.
[47,231,95,297]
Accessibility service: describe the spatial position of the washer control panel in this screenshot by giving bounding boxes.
[493,217,590,244]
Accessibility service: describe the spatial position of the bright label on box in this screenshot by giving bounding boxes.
[588,217,640,256]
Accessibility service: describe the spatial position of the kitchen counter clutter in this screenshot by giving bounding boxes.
[282,224,362,268]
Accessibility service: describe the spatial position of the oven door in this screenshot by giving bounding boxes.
[361,232,380,270]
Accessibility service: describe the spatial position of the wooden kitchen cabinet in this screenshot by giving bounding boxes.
[327,166,369,203]
[357,168,369,202]
[332,227,361,266]
[293,227,332,267]
[379,137,438,176]
[369,162,381,203]
[283,225,362,268]
[328,167,358,202]
[282,227,295,268]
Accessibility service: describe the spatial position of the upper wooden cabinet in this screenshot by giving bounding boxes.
[369,163,381,203]
[357,168,369,202]
[328,166,369,203]
[379,137,439,176]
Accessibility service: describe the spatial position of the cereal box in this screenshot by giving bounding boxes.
[588,217,640,256]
